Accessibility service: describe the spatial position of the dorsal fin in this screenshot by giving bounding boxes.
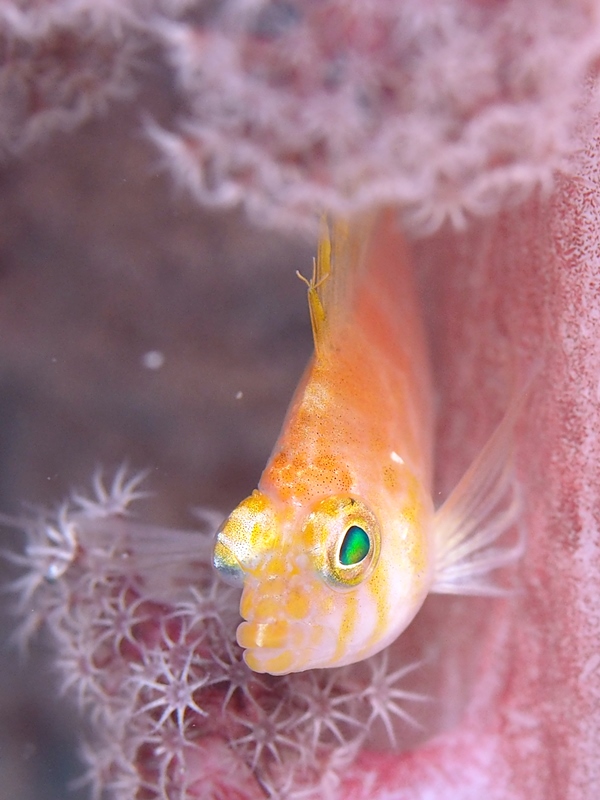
[297,214,375,357]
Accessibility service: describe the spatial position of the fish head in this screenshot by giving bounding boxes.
[213,485,432,675]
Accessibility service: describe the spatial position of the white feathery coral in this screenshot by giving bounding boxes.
[5,468,429,799]
[1,1,599,233]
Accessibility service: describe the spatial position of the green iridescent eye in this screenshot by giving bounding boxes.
[339,525,370,566]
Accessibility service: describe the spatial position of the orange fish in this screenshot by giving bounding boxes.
[213,210,522,675]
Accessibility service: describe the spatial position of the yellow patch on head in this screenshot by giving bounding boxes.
[285,589,311,619]
[332,592,359,663]
[250,620,290,650]
[213,489,282,587]
[398,472,430,576]
[262,554,287,577]
[259,650,295,675]
[253,594,284,620]
[240,572,294,614]
[363,557,391,653]
[221,490,278,555]
[239,589,254,619]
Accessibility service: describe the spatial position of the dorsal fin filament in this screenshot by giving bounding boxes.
[297,215,373,358]
[296,218,332,356]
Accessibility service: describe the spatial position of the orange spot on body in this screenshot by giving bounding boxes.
[383,464,400,491]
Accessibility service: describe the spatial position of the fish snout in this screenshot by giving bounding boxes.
[212,537,245,586]
[212,490,280,586]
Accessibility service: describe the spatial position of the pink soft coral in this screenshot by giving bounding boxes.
[351,169,600,797]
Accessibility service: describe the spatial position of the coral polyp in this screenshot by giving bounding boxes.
[1,1,598,233]
[5,469,426,799]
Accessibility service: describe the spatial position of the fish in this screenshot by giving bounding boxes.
[213,209,524,676]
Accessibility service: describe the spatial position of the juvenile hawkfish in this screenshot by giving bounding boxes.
[213,210,522,675]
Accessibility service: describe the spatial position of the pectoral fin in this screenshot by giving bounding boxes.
[431,383,533,596]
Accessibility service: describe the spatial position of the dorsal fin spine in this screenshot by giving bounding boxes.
[299,214,375,358]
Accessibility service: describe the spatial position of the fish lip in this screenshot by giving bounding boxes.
[237,620,287,650]
[236,614,340,674]
[240,640,324,675]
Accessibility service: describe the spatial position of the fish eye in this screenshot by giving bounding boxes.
[338,525,370,566]
[302,496,381,590]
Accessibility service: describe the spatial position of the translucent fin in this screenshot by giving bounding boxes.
[431,383,533,596]
[297,214,374,355]
[73,516,222,602]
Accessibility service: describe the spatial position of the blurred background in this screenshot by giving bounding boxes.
[0,83,314,799]
[2,2,594,797]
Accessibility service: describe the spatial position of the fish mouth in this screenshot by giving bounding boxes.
[237,619,293,651]
[236,618,329,675]
[236,574,333,674]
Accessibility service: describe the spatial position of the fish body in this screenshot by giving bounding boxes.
[214,211,522,675]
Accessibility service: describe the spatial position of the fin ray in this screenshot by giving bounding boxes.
[299,214,375,355]
[431,382,532,596]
